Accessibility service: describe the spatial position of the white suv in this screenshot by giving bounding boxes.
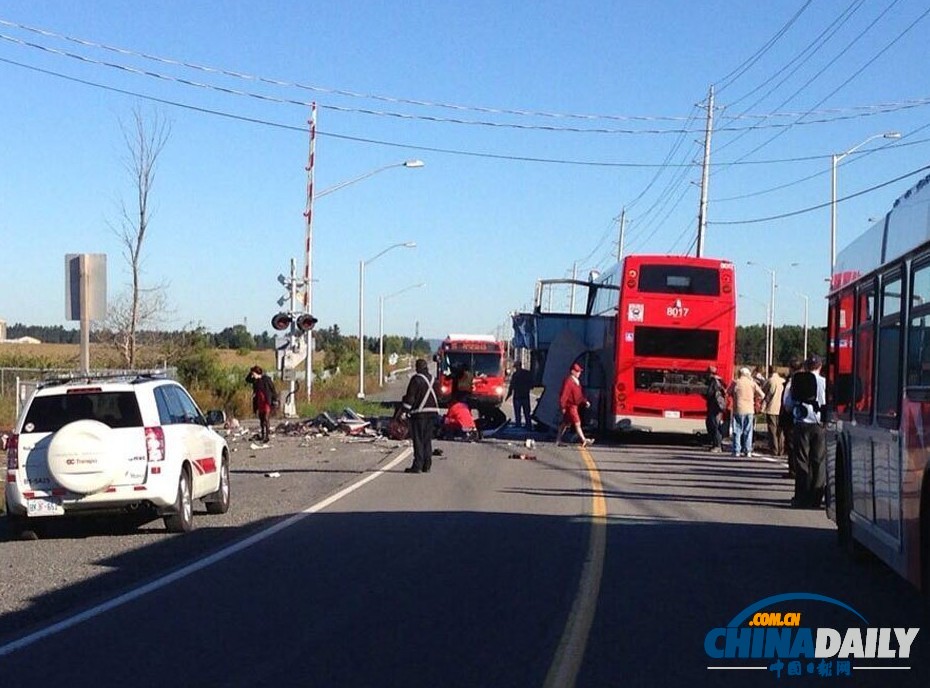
[5,375,230,538]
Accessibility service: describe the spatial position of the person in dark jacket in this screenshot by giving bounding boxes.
[246,365,277,442]
[506,360,534,429]
[401,358,441,473]
[704,365,726,453]
[452,362,474,402]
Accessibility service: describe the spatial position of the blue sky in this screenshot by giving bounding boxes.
[1,1,928,340]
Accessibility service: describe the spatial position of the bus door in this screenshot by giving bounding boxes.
[849,273,904,545]
[849,281,876,524]
[872,271,904,543]
[903,261,930,575]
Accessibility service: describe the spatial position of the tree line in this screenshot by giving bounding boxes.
[736,324,826,368]
[7,322,819,368]
[4,322,431,361]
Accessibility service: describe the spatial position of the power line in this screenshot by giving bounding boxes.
[716,0,813,94]
[715,0,866,157]
[0,17,701,125]
[719,0,925,167]
[2,23,930,136]
[715,129,930,203]
[709,164,930,226]
[9,53,920,172]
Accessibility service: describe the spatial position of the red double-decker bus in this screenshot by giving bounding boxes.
[512,254,737,435]
[601,255,737,432]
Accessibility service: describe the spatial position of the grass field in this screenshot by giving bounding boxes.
[0,341,389,428]
[0,342,276,370]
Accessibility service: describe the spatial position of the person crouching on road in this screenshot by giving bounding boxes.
[727,367,763,457]
[556,362,593,447]
[441,399,478,441]
[401,358,441,473]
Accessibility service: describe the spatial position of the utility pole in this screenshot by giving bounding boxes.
[696,85,714,258]
[617,207,626,263]
[302,103,318,400]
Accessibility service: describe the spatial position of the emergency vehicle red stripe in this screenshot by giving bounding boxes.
[192,457,217,476]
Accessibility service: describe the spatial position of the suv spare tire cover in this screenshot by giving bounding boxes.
[47,420,120,494]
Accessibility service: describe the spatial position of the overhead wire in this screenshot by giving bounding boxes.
[1,24,929,137]
[10,47,924,179]
[628,1,842,260]
[715,130,930,203]
[0,55,718,167]
[715,0,814,94]
[2,13,929,256]
[722,0,924,167]
[714,0,866,157]
[709,163,930,226]
[0,17,703,126]
[607,102,705,265]
[702,0,920,215]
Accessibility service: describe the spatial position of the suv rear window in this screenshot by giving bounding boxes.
[23,392,143,433]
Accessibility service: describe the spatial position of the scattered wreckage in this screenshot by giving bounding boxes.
[218,400,509,449]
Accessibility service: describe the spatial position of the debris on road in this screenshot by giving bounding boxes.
[221,406,412,451]
[508,453,537,461]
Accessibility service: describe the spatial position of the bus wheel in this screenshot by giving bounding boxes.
[835,453,866,558]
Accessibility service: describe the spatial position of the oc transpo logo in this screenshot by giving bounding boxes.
[704,593,919,680]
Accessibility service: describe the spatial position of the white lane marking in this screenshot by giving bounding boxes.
[544,445,607,688]
[0,448,412,657]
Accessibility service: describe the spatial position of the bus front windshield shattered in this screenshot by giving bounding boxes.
[443,352,502,376]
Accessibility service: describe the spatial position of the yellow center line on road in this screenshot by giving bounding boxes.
[543,445,607,688]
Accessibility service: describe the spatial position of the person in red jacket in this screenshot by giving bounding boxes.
[441,399,478,441]
[556,362,593,447]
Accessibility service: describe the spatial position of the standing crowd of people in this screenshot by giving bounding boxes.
[704,355,826,509]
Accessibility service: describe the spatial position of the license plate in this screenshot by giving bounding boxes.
[26,497,65,517]
[663,410,681,419]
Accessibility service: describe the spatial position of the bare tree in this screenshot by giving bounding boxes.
[106,107,172,368]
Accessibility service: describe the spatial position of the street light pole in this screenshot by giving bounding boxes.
[802,294,809,361]
[316,160,425,199]
[830,132,900,277]
[358,242,417,399]
[748,262,776,371]
[748,261,799,370]
[794,291,810,360]
[302,156,424,401]
[379,283,425,387]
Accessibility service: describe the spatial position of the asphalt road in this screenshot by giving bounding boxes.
[1,424,928,687]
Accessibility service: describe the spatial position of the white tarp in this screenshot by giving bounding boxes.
[534,328,587,429]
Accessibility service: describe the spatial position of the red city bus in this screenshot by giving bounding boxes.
[606,255,736,432]
[826,171,930,595]
[433,334,506,410]
[511,254,736,435]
